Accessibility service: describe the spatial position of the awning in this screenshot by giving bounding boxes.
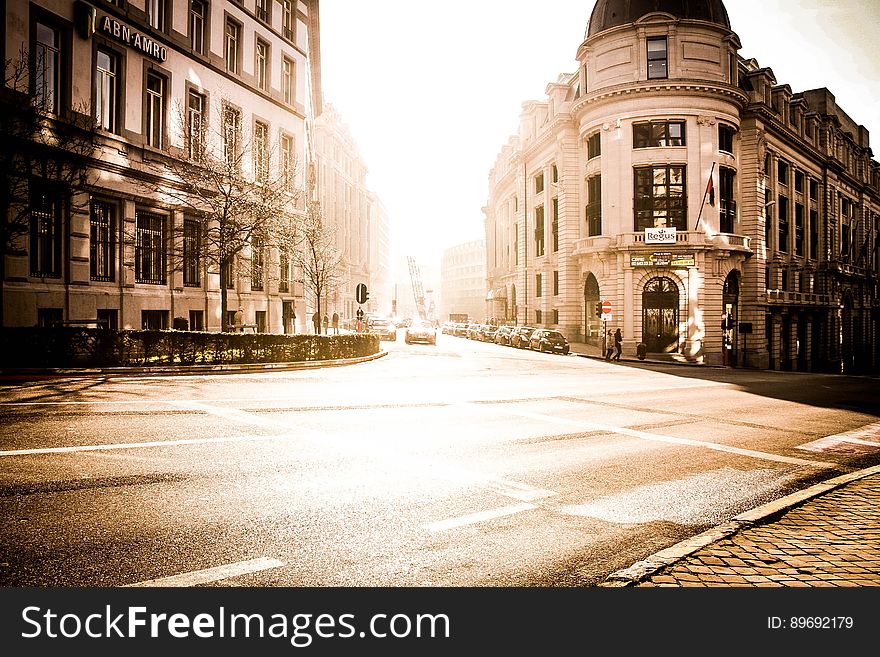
[486,288,507,302]
[485,289,495,301]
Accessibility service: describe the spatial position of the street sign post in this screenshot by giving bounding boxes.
[600,300,612,323]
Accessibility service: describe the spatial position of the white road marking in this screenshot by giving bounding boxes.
[0,433,289,457]
[797,422,880,453]
[124,557,284,587]
[422,503,537,532]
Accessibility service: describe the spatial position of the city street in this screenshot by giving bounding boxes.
[1,331,878,587]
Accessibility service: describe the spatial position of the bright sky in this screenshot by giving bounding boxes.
[318,0,880,273]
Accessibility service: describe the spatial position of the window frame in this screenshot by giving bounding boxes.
[189,0,208,55]
[135,209,167,285]
[647,36,668,80]
[29,187,63,278]
[95,46,120,133]
[225,16,242,74]
[633,120,686,149]
[183,215,202,287]
[633,165,687,232]
[144,69,166,149]
[587,174,602,237]
[255,37,270,92]
[89,198,116,282]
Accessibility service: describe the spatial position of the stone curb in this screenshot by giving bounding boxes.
[599,463,880,587]
[572,352,729,369]
[0,351,388,379]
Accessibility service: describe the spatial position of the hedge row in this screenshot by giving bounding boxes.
[0,328,381,369]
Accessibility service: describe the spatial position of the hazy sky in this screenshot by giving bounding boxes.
[318,0,880,272]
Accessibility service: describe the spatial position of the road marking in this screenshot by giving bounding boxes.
[797,422,880,453]
[0,433,289,457]
[422,503,537,532]
[468,404,837,470]
[124,557,284,587]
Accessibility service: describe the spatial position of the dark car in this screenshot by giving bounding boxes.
[529,329,570,354]
[509,326,536,348]
[368,317,397,341]
[494,325,514,345]
[479,325,498,342]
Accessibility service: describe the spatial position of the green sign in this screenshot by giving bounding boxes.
[630,252,695,268]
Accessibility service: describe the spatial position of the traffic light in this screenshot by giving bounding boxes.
[595,301,603,318]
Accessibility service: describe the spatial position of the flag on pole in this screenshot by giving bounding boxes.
[706,175,715,207]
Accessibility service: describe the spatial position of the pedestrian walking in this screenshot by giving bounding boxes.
[323,313,329,335]
[605,329,614,360]
[312,311,320,334]
[613,328,622,361]
[332,312,339,334]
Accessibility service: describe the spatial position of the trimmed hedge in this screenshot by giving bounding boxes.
[0,328,381,369]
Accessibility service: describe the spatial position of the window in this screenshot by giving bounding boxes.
[147,0,165,31]
[223,106,241,167]
[536,273,542,297]
[90,199,115,282]
[647,37,667,79]
[553,270,559,296]
[719,167,736,234]
[95,49,119,132]
[587,132,601,159]
[535,172,544,194]
[551,198,559,252]
[764,153,772,177]
[29,189,61,278]
[777,195,789,253]
[282,56,294,104]
[144,71,165,148]
[251,235,264,291]
[795,203,804,257]
[552,309,559,325]
[809,179,818,201]
[34,21,61,113]
[280,133,293,190]
[552,164,558,184]
[183,216,201,287]
[255,0,270,23]
[777,159,789,186]
[97,309,118,330]
[764,190,773,248]
[281,0,295,41]
[225,18,241,73]
[279,247,290,292]
[37,308,63,327]
[719,124,735,154]
[135,210,166,284]
[535,310,542,325]
[253,120,269,183]
[190,0,207,55]
[221,259,234,289]
[189,310,204,331]
[255,38,269,91]
[534,205,545,257]
[255,310,266,333]
[634,166,686,231]
[587,174,601,236]
[187,90,205,160]
[794,170,804,194]
[142,310,168,330]
[633,120,685,148]
[809,209,818,260]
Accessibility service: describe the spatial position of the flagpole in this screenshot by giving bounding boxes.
[694,162,716,231]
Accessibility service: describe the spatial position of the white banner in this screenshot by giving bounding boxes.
[645,227,677,244]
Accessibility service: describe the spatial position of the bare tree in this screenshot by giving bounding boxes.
[0,48,97,325]
[293,197,347,334]
[141,98,302,332]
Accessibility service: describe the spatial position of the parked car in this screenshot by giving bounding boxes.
[509,326,536,348]
[494,325,514,346]
[479,325,498,342]
[529,329,570,355]
[405,320,437,345]
[466,324,483,340]
[368,317,397,341]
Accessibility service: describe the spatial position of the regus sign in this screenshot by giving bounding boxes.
[645,227,677,244]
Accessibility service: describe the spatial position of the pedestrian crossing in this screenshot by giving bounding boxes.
[796,421,880,455]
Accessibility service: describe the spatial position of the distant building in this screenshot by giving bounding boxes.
[440,240,486,323]
[484,0,879,371]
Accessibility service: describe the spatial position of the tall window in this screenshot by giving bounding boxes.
[187,90,205,160]
[633,120,685,148]
[634,165,686,231]
[255,0,270,23]
[534,205,545,257]
[795,203,804,257]
[190,0,207,55]
[95,49,118,132]
[280,133,293,190]
[255,39,269,91]
[183,216,201,287]
[553,270,559,296]
[809,209,818,260]
[535,273,542,297]
[29,190,61,278]
[587,174,601,236]
[778,195,789,253]
[279,247,290,292]
[144,71,165,148]
[719,167,736,234]
[90,199,115,282]
[221,259,234,289]
[282,56,294,104]
[587,132,601,159]
[223,106,241,167]
[552,198,559,252]
[225,18,241,74]
[254,120,269,183]
[147,0,165,31]
[777,159,789,186]
[251,235,264,291]
[535,172,544,194]
[647,37,667,79]
[34,21,61,113]
[135,210,166,284]
[719,124,735,154]
[282,0,294,40]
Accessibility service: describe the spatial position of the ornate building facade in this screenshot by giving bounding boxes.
[484,0,879,371]
[441,240,486,323]
[2,0,322,333]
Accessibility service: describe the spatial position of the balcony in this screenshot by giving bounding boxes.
[573,231,752,256]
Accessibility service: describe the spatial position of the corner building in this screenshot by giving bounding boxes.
[484,0,879,371]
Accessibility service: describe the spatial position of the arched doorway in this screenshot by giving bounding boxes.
[723,272,740,366]
[643,277,679,353]
[583,273,600,345]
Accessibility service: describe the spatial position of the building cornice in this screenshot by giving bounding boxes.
[572,80,749,119]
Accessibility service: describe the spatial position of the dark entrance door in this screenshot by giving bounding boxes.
[643,277,679,353]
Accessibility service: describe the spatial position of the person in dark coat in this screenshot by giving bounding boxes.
[605,330,614,360]
[613,328,623,361]
[312,311,320,334]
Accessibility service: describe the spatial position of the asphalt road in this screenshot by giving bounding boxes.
[1,330,878,587]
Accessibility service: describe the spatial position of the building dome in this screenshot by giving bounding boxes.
[587,0,730,38]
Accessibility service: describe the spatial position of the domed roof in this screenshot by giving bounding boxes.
[587,0,731,38]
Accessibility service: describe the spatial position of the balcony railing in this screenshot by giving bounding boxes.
[573,231,752,255]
